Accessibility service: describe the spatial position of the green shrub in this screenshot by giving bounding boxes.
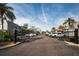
[4,31,13,41]
[0,31,4,41]
[0,31,13,42]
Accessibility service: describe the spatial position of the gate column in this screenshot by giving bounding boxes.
[74,29,78,44]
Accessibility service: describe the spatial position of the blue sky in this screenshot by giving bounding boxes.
[9,3,79,31]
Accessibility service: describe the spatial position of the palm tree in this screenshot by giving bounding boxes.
[58,25,65,32]
[51,27,56,33]
[63,18,76,28]
[0,3,16,31]
[22,23,28,30]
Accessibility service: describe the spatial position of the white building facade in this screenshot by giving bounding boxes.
[64,20,79,37]
[0,19,21,32]
[0,20,8,31]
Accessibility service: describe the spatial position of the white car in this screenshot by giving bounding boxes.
[56,32,64,37]
[48,32,64,37]
[48,33,57,37]
[25,34,30,37]
[52,33,58,37]
[25,33,36,37]
[33,34,36,36]
[48,33,53,37]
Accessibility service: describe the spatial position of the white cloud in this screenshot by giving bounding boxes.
[56,18,67,27]
[41,4,48,24]
[34,24,51,31]
[14,18,31,26]
[14,17,51,31]
[14,17,50,31]
[67,12,79,21]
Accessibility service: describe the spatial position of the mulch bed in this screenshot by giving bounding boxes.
[0,42,13,47]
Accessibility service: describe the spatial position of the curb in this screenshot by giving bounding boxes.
[64,41,79,47]
[0,41,23,50]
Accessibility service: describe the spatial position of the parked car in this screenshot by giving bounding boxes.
[48,33,57,37]
[56,32,64,37]
[48,32,65,37]
[48,33,52,37]
[25,33,36,37]
[32,34,36,36]
[48,33,53,37]
[52,33,58,37]
[25,34,30,37]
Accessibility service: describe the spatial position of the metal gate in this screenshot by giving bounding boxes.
[64,28,79,44]
[74,29,78,44]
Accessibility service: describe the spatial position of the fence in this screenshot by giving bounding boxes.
[14,29,25,43]
[63,28,79,44]
[0,30,22,42]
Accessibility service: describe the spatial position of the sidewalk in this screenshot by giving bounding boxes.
[0,35,42,50]
[64,41,79,47]
[0,42,22,50]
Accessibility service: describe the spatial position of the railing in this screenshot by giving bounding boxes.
[58,28,79,44]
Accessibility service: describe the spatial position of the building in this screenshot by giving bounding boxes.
[64,22,78,31]
[8,21,21,32]
[63,20,79,37]
[0,20,21,32]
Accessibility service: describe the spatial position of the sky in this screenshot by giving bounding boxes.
[8,3,79,31]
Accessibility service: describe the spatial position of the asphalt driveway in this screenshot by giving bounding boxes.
[0,35,79,56]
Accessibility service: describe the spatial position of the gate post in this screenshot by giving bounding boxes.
[14,29,17,43]
[74,29,78,44]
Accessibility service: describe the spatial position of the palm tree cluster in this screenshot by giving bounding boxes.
[21,24,41,35]
[51,27,56,33]
[57,25,65,32]
[51,17,77,33]
[63,18,76,28]
[0,3,16,31]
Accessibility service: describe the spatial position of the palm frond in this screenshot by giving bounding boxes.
[63,20,67,25]
[0,3,7,6]
[5,6,14,10]
[5,10,16,21]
